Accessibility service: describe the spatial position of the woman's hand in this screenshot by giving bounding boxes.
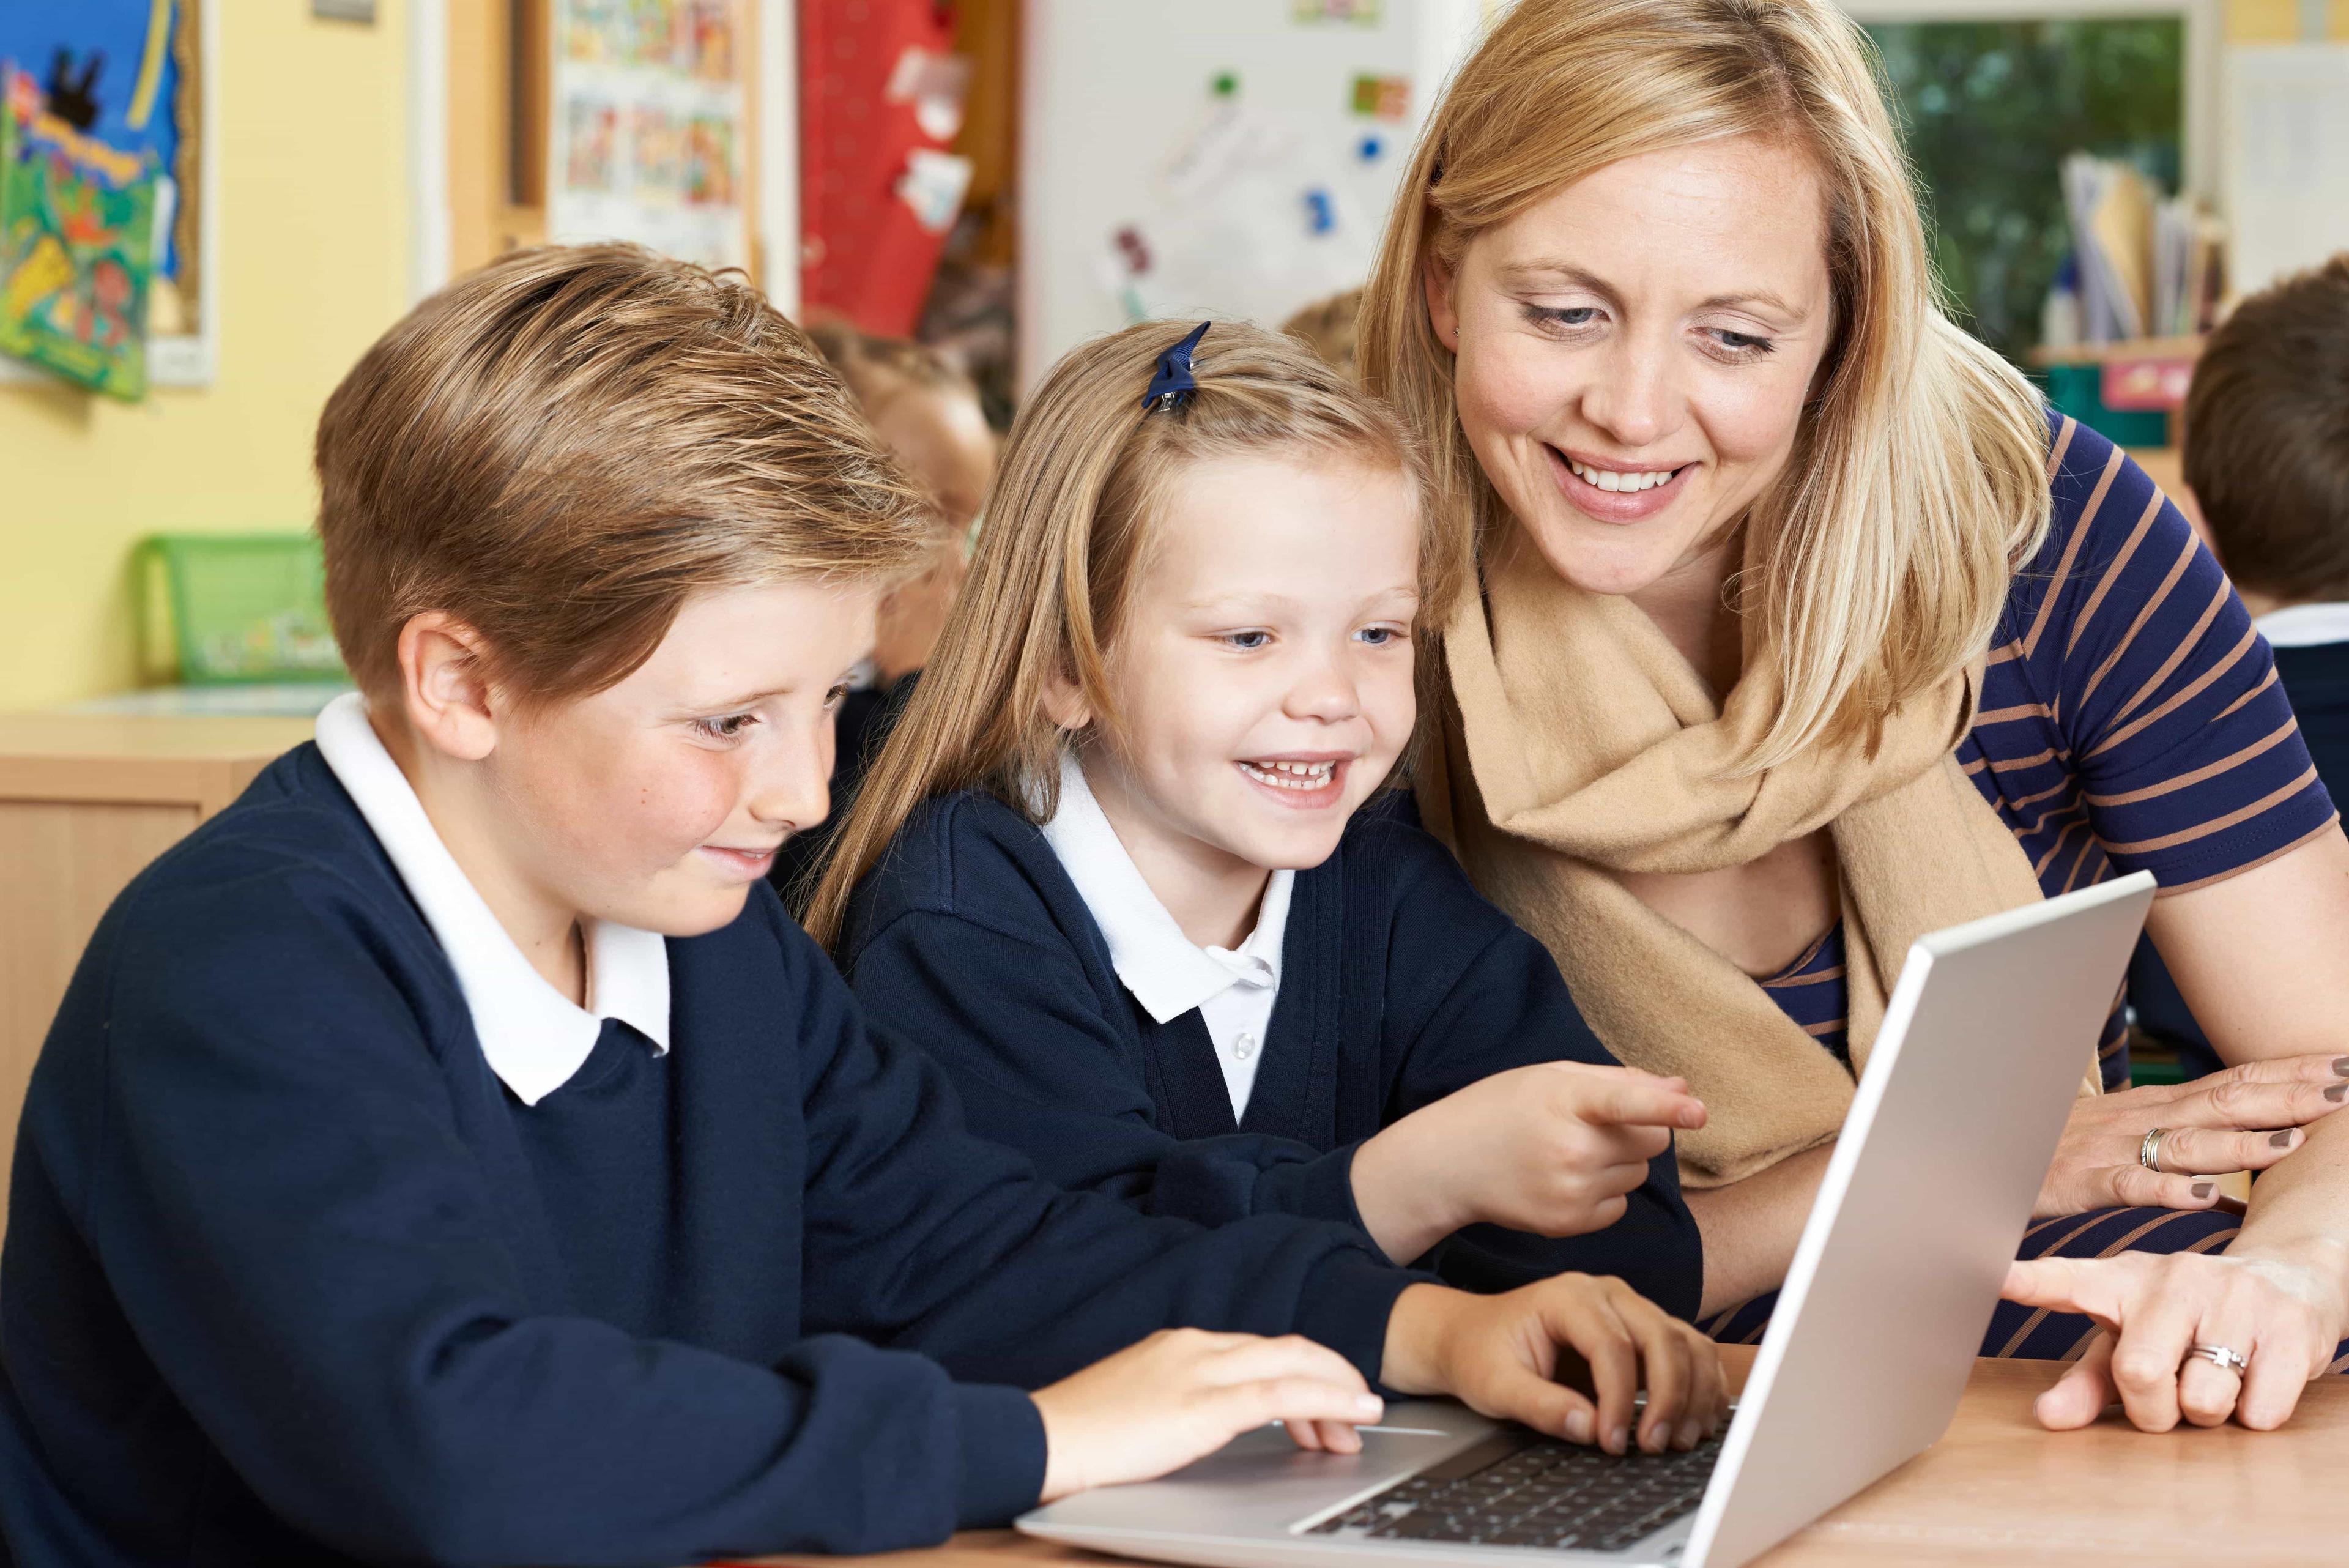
[1031,1329,1384,1503]
[1352,1063,1705,1262]
[2002,1246,2348,1432]
[1381,1277,1728,1457]
[2033,1055,2348,1217]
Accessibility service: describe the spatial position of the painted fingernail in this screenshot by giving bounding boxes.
[1564,1409,1593,1444]
[2333,1057,2349,1077]
[2326,1084,2348,1103]
[2192,1181,2214,1200]
[2272,1130,2296,1147]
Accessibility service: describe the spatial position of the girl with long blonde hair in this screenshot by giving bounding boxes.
[1362,0,2349,1430]
[811,319,1727,1455]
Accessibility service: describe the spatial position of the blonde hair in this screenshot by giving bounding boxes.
[1358,0,2053,769]
[1282,288,1365,377]
[804,319,1443,947]
[317,244,931,706]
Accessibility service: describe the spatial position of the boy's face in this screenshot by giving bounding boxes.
[493,579,879,937]
[1082,453,1421,887]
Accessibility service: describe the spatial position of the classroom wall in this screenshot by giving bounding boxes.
[2227,0,2349,42]
[0,5,412,710]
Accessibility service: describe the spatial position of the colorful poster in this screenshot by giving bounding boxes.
[0,66,157,399]
[547,0,748,270]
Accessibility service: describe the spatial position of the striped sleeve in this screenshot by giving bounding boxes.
[1998,416,2337,892]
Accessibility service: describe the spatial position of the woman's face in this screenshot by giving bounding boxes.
[1428,135,1836,597]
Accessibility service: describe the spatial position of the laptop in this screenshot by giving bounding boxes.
[1018,869,2158,1568]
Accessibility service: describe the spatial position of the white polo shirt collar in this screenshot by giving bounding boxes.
[1038,752,1291,1024]
[2254,601,2349,650]
[314,693,672,1105]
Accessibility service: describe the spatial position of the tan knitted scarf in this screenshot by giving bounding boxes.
[1422,533,2085,1188]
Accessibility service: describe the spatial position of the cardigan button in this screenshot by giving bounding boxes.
[1233,1032,1257,1060]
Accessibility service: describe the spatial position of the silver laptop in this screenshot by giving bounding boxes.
[1019,870,2157,1568]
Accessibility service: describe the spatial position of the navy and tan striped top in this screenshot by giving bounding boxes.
[1762,414,2339,1082]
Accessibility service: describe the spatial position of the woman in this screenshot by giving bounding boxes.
[1360,0,2349,1435]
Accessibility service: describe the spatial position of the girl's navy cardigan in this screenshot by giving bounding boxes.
[841,790,1704,1318]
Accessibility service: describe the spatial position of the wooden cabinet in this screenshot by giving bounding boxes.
[0,713,311,1224]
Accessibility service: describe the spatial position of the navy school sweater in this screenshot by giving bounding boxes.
[0,745,1413,1568]
[838,790,1704,1320]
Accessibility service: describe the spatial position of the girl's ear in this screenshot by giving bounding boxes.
[1041,666,1094,734]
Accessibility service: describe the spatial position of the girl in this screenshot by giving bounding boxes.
[806,321,1712,1376]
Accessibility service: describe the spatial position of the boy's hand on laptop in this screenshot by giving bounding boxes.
[1031,1329,1384,1503]
[1353,1065,1706,1262]
[2033,1053,2349,1218]
[1381,1277,1727,1458]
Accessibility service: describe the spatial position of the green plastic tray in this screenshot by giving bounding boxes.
[137,533,346,685]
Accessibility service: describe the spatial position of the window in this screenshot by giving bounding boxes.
[1850,3,2203,363]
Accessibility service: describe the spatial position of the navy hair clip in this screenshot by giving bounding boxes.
[1141,321,1211,414]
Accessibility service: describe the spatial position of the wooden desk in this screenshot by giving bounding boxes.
[0,712,311,1222]
[736,1345,2349,1568]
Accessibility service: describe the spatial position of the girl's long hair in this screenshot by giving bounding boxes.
[1357,0,2053,771]
[803,319,1444,948]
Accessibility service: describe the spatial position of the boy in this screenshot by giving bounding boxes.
[0,246,1722,1566]
[2130,256,2349,1076]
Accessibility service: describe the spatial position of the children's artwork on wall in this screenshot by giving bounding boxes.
[0,65,158,399]
[0,0,204,367]
[547,0,748,270]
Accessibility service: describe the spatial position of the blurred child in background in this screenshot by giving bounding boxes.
[2130,256,2349,1077]
[1280,287,1364,379]
[772,323,998,901]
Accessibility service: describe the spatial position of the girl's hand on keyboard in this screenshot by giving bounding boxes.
[1352,1063,1706,1262]
[1381,1276,1728,1457]
[1032,1329,1384,1503]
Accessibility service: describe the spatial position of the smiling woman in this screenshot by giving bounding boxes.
[1361,0,2349,1435]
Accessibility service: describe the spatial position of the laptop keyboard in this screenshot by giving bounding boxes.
[1301,1427,1723,1553]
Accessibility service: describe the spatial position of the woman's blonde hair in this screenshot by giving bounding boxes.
[803,319,1443,948]
[1359,0,2053,769]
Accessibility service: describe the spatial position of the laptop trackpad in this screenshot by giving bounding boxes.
[1024,1403,1499,1536]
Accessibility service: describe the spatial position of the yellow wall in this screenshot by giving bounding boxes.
[0,4,411,708]
[2228,0,2349,42]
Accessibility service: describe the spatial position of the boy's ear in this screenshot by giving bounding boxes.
[395,612,502,762]
[1423,252,1461,354]
[1040,666,1094,734]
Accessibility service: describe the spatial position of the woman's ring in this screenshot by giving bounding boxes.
[2140,1126,2169,1173]
[2189,1342,2249,1375]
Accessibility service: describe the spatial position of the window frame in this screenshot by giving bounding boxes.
[1841,0,2221,210]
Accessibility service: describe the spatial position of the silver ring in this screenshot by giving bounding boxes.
[2139,1126,2169,1173]
[2189,1342,2248,1375]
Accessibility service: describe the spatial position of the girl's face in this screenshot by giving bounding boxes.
[1427,135,1835,597]
[1070,453,1422,889]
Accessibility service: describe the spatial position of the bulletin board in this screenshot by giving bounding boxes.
[0,0,216,388]
[544,0,752,272]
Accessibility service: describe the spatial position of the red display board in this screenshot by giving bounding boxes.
[798,1,966,336]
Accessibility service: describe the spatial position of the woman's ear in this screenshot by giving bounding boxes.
[1041,666,1094,735]
[395,612,502,762]
[1423,251,1462,354]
